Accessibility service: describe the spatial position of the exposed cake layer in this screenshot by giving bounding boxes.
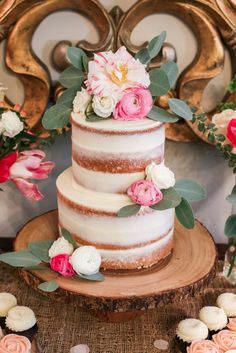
[71,113,165,193]
[57,168,175,270]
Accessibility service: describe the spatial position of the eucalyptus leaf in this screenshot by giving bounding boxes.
[226,185,236,204]
[59,66,84,88]
[135,48,150,65]
[175,198,195,229]
[29,240,54,263]
[57,86,79,107]
[161,61,178,87]
[169,98,193,120]
[147,106,179,122]
[67,47,88,71]
[0,250,41,267]
[77,272,104,282]
[117,204,141,217]
[42,104,72,129]
[38,280,59,292]
[150,187,181,210]
[149,68,170,96]
[60,228,77,249]
[86,114,110,122]
[174,179,206,202]
[148,31,166,59]
[225,214,236,237]
[23,265,49,270]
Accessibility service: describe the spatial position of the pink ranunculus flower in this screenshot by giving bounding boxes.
[114,88,153,121]
[127,179,163,206]
[227,118,236,147]
[85,46,150,100]
[0,149,55,201]
[50,254,75,277]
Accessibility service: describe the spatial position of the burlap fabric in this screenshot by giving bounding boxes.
[0,262,235,353]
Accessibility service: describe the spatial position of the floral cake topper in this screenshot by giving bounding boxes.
[42,31,193,129]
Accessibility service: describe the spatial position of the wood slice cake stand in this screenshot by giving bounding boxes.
[14,210,217,322]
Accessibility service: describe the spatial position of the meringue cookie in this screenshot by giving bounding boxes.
[199,306,227,331]
[0,293,17,317]
[176,318,208,343]
[70,246,101,276]
[217,293,236,317]
[5,306,36,332]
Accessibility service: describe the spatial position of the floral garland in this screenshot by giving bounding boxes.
[0,103,55,201]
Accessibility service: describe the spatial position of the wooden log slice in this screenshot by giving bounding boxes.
[14,210,217,321]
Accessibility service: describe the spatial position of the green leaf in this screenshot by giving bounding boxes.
[23,265,49,270]
[149,68,170,96]
[85,114,110,122]
[161,61,178,87]
[77,272,104,282]
[0,250,41,267]
[60,228,77,249]
[117,204,141,217]
[150,187,182,210]
[216,134,226,142]
[169,98,193,120]
[67,47,88,71]
[147,106,179,122]
[148,31,166,59]
[135,48,151,65]
[175,179,206,202]
[175,198,195,229]
[225,214,236,237]
[29,240,54,263]
[226,185,236,204]
[42,104,72,129]
[38,280,59,292]
[59,66,84,88]
[57,86,78,107]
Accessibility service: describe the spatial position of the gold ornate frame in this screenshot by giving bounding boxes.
[0,0,236,141]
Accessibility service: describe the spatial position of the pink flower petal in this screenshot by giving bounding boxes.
[20,149,45,160]
[70,345,90,353]
[0,152,18,183]
[12,178,44,201]
[29,161,55,180]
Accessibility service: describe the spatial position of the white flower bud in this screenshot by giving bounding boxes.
[145,162,175,189]
[70,246,101,276]
[48,237,74,258]
[73,88,91,114]
[92,95,116,118]
[1,111,24,138]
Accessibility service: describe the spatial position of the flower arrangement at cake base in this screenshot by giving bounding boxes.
[0,230,104,293]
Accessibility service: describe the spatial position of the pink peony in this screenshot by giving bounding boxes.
[114,88,153,121]
[85,46,150,100]
[227,118,236,147]
[0,149,55,201]
[50,254,75,277]
[127,179,163,206]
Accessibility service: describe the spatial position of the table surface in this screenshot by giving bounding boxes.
[0,261,234,353]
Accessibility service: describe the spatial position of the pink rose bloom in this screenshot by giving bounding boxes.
[127,179,163,206]
[187,340,220,353]
[213,330,236,352]
[50,254,75,277]
[114,88,153,121]
[227,118,236,147]
[0,150,55,201]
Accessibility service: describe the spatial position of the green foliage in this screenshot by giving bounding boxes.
[117,204,141,217]
[174,179,206,202]
[218,102,236,112]
[28,240,54,263]
[0,250,41,267]
[147,106,179,122]
[77,272,104,282]
[227,74,236,93]
[150,187,182,210]
[38,280,59,292]
[175,198,195,229]
[59,67,84,89]
[226,185,236,204]
[57,86,79,107]
[67,47,88,71]
[42,104,72,130]
[135,31,166,65]
[135,48,150,65]
[225,214,236,238]
[168,98,193,120]
[60,228,77,249]
[149,68,170,96]
[161,61,178,87]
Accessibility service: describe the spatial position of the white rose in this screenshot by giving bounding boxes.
[48,237,74,258]
[73,88,91,114]
[1,111,24,137]
[92,95,116,118]
[145,162,175,189]
[212,109,236,135]
[70,246,101,276]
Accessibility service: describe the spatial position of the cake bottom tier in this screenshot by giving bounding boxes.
[57,168,175,270]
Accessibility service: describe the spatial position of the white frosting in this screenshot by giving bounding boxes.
[199,306,228,331]
[217,293,236,317]
[0,293,17,317]
[176,318,208,343]
[6,306,36,332]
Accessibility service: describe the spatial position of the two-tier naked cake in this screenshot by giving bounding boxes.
[56,44,180,270]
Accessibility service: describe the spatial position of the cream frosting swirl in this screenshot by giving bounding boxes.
[187,340,220,353]
[213,330,236,352]
[5,306,36,332]
[0,293,17,317]
[0,334,31,353]
[217,293,236,317]
[199,306,227,331]
[176,319,208,343]
[228,318,236,332]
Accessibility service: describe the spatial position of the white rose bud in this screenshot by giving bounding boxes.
[73,88,91,114]
[70,246,101,276]
[48,237,74,258]
[1,111,24,138]
[145,162,175,189]
[92,95,116,118]
[212,109,236,135]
